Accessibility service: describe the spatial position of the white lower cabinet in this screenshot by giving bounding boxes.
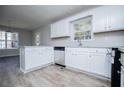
[89,53,106,76]
[65,48,111,78]
[20,46,54,73]
[66,51,90,72]
[76,53,90,72]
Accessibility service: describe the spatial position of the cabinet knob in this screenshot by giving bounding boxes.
[117,70,121,74]
[108,26,111,29]
[119,58,121,62]
[104,26,107,29]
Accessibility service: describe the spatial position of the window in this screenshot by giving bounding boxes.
[0,31,6,48]
[71,16,93,41]
[7,32,19,48]
[0,31,19,49]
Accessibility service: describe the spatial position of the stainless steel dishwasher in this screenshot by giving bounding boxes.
[54,47,65,67]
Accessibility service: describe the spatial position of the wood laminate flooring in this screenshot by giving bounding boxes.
[0,56,110,87]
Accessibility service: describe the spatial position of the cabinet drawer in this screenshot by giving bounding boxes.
[66,48,108,54]
[88,48,108,53]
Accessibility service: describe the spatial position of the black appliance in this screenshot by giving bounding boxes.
[111,48,121,87]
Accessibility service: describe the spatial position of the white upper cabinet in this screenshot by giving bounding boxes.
[92,6,109,33]
[50,18,70,38]
[93,6,124,33]
[51,22,57,38]
[51,6,124,37]
[109,6,124,31]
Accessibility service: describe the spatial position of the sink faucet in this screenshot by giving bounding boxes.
[77,39,83,47]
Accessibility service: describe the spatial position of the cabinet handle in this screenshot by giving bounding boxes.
[117,70,121,74]
[108,26,111,29]
[119,58,121,62]
[104,26,107,29]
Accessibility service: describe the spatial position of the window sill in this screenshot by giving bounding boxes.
[0,48,19,50]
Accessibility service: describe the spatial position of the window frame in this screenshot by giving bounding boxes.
[0,31,19,49]
[70,15,94,41]
[0,31,6,48]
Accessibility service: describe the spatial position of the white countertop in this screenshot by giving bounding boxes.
[20,46,53,48]
[20,45,124,49]
[119,48,124,52]
[51,45,124,48]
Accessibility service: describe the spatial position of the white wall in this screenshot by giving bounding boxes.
[32,24,124,48]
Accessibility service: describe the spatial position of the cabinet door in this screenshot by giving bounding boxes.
[51,23,56,38]
[55,21,61,37]
[76,53,90,72]
[65,49,90,72]
[109,6,124,31]
[42,47,54,64]
[65,49,77,68]
[92,6,109,33]
[25,48,42,70]
[51,19,70,38]
[105,55,111,78]
[56,19,70,37]
[59,19,70,37]
[25,47,53,70]
[89,53,106,76]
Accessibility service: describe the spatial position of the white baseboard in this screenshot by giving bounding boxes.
[66,66,111,81]
[20,63,54,74]
[20,63,111,81]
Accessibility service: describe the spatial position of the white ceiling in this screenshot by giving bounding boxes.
[0,5,99,30]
